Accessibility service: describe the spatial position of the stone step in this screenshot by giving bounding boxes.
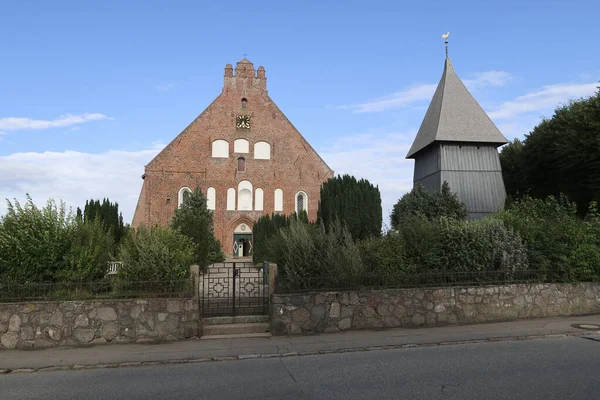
[200,332,272,340]
[202,322,270,336]
[203,315,270,325]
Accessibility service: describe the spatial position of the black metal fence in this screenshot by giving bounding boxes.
[277,269,574,294]
[0,279,195,303]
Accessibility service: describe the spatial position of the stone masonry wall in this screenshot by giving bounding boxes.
[271,283,600,335]
[0,298,199,350]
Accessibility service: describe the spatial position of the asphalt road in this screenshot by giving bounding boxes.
[2,336,600,400]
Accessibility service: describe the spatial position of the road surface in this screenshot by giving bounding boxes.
[2,336,599,399]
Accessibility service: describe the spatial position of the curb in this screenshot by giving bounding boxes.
[1,331,597,375]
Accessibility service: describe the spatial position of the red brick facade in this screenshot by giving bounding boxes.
[132,58,334,257]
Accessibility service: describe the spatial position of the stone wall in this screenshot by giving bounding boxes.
[0,298,199,350]
[271,283,600,335]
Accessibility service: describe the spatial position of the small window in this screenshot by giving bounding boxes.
[178,187,192,207]
[241,97,247,108]
[295,191,308,214]
[238,157,246,172]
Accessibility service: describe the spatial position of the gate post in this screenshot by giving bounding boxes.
[268,263,278,316]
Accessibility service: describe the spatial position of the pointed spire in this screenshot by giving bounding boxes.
[406,52,508,159]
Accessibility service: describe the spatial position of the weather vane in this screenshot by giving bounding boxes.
[442,32,450,58]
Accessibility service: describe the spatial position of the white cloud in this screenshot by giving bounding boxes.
[338,70,512,113]
[156,82,175,92]
[488,82,598,120]
[0,147,162,223]
[0,113,112,132]
[319,132,415,226]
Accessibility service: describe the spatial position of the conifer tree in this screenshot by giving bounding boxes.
[317,174,382,241]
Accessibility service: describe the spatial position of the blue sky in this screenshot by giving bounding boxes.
[1,0,599,223]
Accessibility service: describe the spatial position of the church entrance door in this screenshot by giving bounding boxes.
[232,223,252,258]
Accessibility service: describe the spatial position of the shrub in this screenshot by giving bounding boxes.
[397,214,444,272]
[437,217,528,273]
[60,219,115,282]
[273,218,364,291]
[391,182,467,229]
[492,195,585,276]
[357,231,409,274]
[117,224,196,282]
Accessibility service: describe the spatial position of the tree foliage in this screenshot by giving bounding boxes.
[500,88,600,215]
[317,174,382,240]
[169,187,224,267]
[390,182,467,229]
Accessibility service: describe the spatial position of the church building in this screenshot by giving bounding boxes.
[132,58,334,257]
[406,48,509,219]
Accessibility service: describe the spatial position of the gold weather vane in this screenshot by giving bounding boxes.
[442,32,450,58]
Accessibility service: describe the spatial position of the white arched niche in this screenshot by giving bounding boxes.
[212,139,229,158]
[274,188,283,212]
[234,138,249,154]
[255,188,264,211]
[207,187,216,210]
[227,188,236,210]
[237,180,253,211]
[254,141,271,160]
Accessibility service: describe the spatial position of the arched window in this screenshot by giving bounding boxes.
[207,187,216,210]
[274,189,283,212]
[254,141,271,160]
[234,139,249,153]
[255,188,264,211]
[227,188,236,210]
[295,191,308,214]
[237,157,246,172]
[212,139,229,158]
[241,97,247,109]
[178,187,192,207]
[237,180,253,210]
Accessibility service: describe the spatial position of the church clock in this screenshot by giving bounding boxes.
[236,115,251,129]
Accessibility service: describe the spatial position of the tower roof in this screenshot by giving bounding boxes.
[406,57,508,159]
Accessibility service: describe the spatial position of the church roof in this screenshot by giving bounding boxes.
[406,57,508,159]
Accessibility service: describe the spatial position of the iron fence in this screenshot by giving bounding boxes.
[0,279,195,303]
[277,269,572,294]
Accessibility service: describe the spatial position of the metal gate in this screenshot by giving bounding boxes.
[201,262,269,317]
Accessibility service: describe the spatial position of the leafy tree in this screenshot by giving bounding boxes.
[317,174,382,241]
[0,196,75,283]
[169,187,224,268]
[390,182,467,229]
[500,88,600,215]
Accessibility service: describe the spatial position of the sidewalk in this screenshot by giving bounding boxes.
[1,314,599,373]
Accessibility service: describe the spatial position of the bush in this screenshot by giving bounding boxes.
[60,219,115,282]
[398,214,444,271]
[272,218,364,291]
[117,224,196,282]
[437,217,528,273]
[492,195,586,276]
[357,231,409,274]
[391,182,467,229]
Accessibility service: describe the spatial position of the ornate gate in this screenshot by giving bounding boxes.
[201,262,269,317]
